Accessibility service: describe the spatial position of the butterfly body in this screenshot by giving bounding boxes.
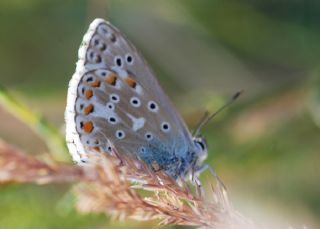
[65,19,208,179]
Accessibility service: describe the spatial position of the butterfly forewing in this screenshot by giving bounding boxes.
[66,19,194,175]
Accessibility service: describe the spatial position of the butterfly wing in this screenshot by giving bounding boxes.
[65,19,194,176]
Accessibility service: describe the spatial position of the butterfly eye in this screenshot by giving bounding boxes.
[110,93,120,103]
[161,122,171,133]
[148,101,159,113]
[194,138,207,152]
[115,130,125,139]
[197,141,205,151]
[130,97,141,107]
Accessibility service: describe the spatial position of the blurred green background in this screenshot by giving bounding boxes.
[0,0,320,228]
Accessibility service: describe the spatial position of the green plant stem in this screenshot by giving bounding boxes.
[0,85,69,162]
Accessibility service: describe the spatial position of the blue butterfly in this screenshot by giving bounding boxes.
[65,19,238,180]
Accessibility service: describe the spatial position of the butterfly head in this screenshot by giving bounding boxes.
[175,136,208,179]
[193,136,208,162]
[192,136,208,166]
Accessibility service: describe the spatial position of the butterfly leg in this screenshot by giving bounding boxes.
[193,175,205,198]
[195,164,226,190]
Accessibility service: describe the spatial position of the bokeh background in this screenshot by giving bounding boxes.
[1,0,320,228]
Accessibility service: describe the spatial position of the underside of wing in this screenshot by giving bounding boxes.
[65,19,193,165]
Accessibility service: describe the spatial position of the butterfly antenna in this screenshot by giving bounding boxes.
[193,90,243,137]
[192,111,210,136]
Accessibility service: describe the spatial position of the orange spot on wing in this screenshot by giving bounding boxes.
[105,72,117,86]
[92,146,100,152]
[84,90,93,99]
[91,79,101,87]
[83,121,94,133]
[83,104,94,114]
[124,77,137,88]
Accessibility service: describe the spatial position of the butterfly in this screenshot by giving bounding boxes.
[65,18,209,180]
